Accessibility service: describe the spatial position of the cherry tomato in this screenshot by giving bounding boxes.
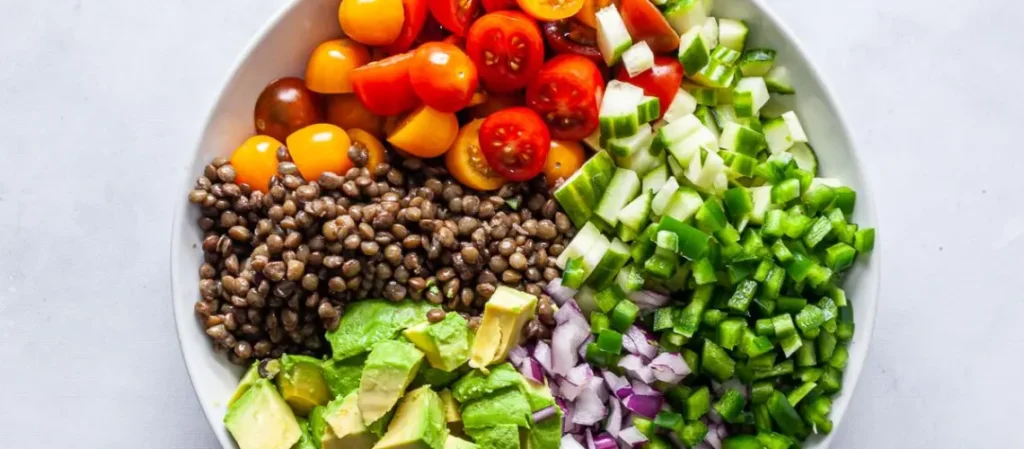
[543,140,586,187]
[541,19,603,63]
[619,0,679,53]
[483,0,519,12]
[516,0,584,21]
[410,42,479,112]
[574,0,613,28]
[347,129,389,174]
[339,0,406,46]
[415,14,450,45]
[230,135,284,193]
[286,124,354,181]
[306,39,372,94]
[387,105,460,158]
[429,0,480,36]
[351,52,419,116]
[479,107,550,181]
[325,94,385,139]
[254,78,323,142]
[615,55,683,117]
[526,54,603,140]
[466,11,545,93]
[446,119,508,190]
[465,91,525,119]
[383,0,430,54]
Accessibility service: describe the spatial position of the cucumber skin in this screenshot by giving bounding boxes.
[587,239,632,290]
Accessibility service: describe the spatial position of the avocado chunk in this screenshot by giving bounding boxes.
[404,312,473,372]
[415,366,463,389]
[327,300,435,360]
[461,388,532,429]
[451,363,521,403]
[277,354,331,416]
[294,418,317,449]
[525,408,562,449]
[514,377,557,413]
[315,392,379,449]
[224,378,302,449]
[470,287,537,369]
[445,435,477,449]
[359,340,425,425]
[373,386,447,449]
[465,425,520,449]
[323,354,367,399]
[230,359,281,406]
[439,390,462,425]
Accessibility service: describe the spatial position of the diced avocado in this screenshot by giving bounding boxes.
[277,354,331,417]
[327,300,435,360]
[452,363,522,403]
[440,389,462,425]
[445,435,478,449]
[224,379,302,449]
[525,407,562,449]
[230,359,279,407]
[414,366,464,389]
[405,312,472,372]
[461,388,532,429]
[360,340,425,425]
[514,376,557,413]
[469,287,537,370]
[316,393,379,449]
[373,386,447,449]
[294,418,317,449]
[465,425,521,449]
[322,354,367,399]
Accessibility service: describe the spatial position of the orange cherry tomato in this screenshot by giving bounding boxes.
[383,0,430,54]
[516,0,584,21]
[465,91,525,119]
[543,140,586,187]
[230,135,284,193]
[574,0,612,28]
[286,124,354,180]
[429,0,481,36]
[254,78,323,143]
[387,105,459,158]
[446,119,508,191]
[339,0,405,46]
[409,42,479,113]
[326,94,385,139]
[305,39,372,94]
[347,129,389,174]
[351,52,419,116]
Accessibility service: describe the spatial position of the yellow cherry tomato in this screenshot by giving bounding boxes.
[339,0,405,46]
[517,0,585,21]
[305,39,372,94]
[230,135,284,193]
[543,140,586,187]
[386,105,459,158]
[286,124,353,180]
[346,129,389,175]
[325,94,385,139]
[446,119,508,191]
[574,0,614,28]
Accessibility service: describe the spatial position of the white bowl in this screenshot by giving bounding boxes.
[171,0,880,447]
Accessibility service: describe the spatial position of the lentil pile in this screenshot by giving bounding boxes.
[188,147,575,365]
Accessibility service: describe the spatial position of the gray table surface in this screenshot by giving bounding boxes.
[0,0,1018,447]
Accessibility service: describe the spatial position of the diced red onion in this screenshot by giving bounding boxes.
[602,370,633,399]
[560,364,594,400]
[630,380,659,397]
[618,355,655,384]
[704,423,723,449]
[552,304,589,375]
[696,444,714,449]
[585,429,596,449]
[715,422,729,439]
[532,405,558,423]
[545,278,578,306]
[606,396,623,437]
[720,378,748,399]
[593,433,618,449]
[650,352,691,384]
[573,377,608,426]
[533,341,553,374]
[563,400,578,433]
[617,427,648,447]
[508,345,528,367]
[710,380,724,396]
[555,299,586,325]
[622,326,658,359]
[562,434,586,449]
[628,290,670,309]
[707,407,723,424]
[623,394,663,419]
[519,358,545,384]
[548,375,561,397]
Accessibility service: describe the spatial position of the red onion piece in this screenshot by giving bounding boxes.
[545,277,578,306]
[508,345,529,367]
[572,377,608,426]
[618,355,655,384]
[628,290,670,309]
[552,303,589,375]
[602,370,633,399]
[630,380,660,397]
[532,405,558,423]
[606,396,623,438]
[704,423,723,449]
[623,326,659,359]
[593,433,618,449]
[555,299,586,325]
[519,358,545,384]
[720,378,748,399]
[578,334,595,359]
[617,426,648,447]
[533,340,553,374]
[623,394,663,419]
[560,364,595,400]
[650,352,691,384]
[563,434,587,449]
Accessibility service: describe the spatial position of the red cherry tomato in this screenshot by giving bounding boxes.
[479,107,551,181]
[409,42,479,112]
[351,52,419,116]
[383,0,430,54]
[618,0,679,53]
[416,14,450,44]
[253,77,323,142]
[615,56,683,117]
[483,0,519,12]
[429,0,481,36]
[525,54,603,140]
[541,19,602,64]
[466,11,546,93]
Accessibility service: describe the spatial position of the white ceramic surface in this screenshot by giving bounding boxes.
[171,0,880,447]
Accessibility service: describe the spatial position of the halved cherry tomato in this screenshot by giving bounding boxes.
[351,52,419,116]
[254,78,323,142]
[543,140,586,187]
[382,0,430,54]
[339,0,405,46]
[446,119,508,190]
[541,19,603,63]
[483,0,518,12]
[526,54,603,140]
[574,0,613,28]
[306,39,372,94]
[410,42,479,112]
[326,94,385,138]
[387,105,460,158]
[230,135,283,193]
[615,55,683,117]
[478,107,550,181]
[516,0,584,21]
[286,124,354,181]
[466,91,525,119]
[347,129,389,174]
[466,11,545,93]
[619,0,679,53]
[429,0,480,36]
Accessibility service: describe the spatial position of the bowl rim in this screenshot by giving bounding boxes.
[170,0,881,446]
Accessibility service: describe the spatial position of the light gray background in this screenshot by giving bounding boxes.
[0,0,1017,447]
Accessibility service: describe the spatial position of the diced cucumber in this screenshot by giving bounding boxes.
[667,155,686,180]
[596,5,632,65]
[664,0,709,36]
[594,168,642,228]
[758,98,788,119]
[782,111,809,144]
[692,150,725,191]
[663,89,698,123]
[669,125,718,167]
[693,105,720,138]
[663,188,705,222]
[701,17,719,49]
[618,190,653,231]
[556,222,606,268]
[717,18,748,51]
[712,104,738,128]
[723,151,757,178]
[691,59,737,88]
[719,122,766,156]
[765,65,795,94]
[553,151,616,227]
[616,264,646,293]
[637,96,661,123]
[587,238,632,290]
[600,80,645,138]
[623,41,655,77]
[579,236,612,284]
[788,143,818,175]
[613,144,665,176]
[677,26,711,75]
[642,164,670,194]
[608,123,654,158]
[616,223,639,242]
[651,176,681,216]
[763,111,808,154]
[738,49,776,76]
[657,114,703,148]
[711,46,741,64]
[810,177,841,189]
[682,82,718,106]
[733,77,770,118]
[583,129,604,152]
[749,185,772,224]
